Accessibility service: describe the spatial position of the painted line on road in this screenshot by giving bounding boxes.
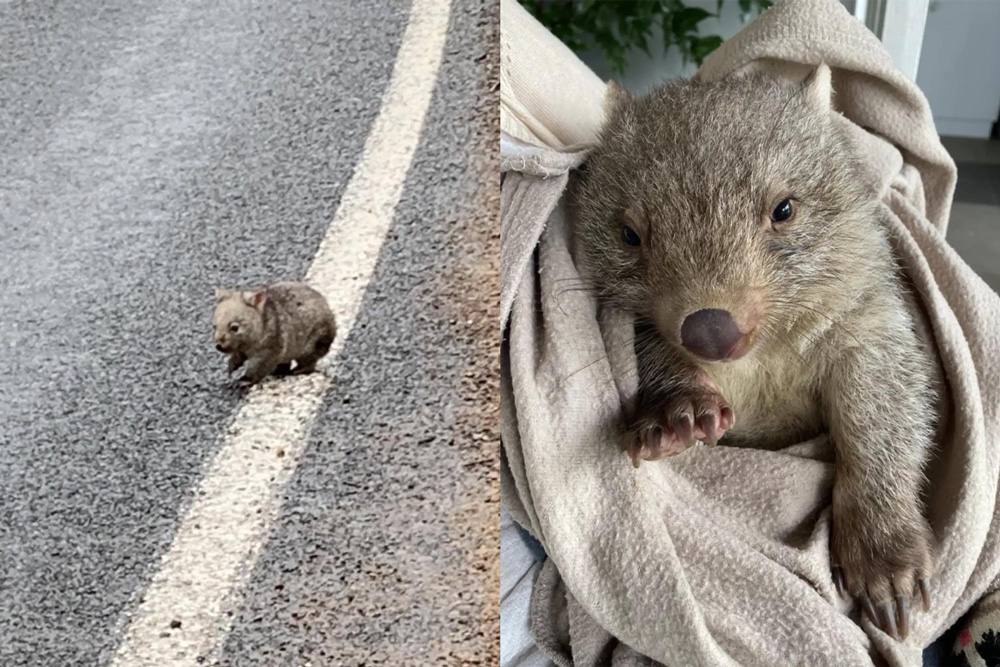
[110,0,452,663]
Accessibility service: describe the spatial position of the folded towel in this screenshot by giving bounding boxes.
[499,0,1000,665]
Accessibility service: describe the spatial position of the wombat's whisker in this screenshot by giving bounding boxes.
[561,355,610,382]
[560,328,659,382]
[553,286,595,297]
[771,297,864,347]
[757,322,810,367]
[795,305,863,347]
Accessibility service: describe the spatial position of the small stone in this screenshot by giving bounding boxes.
[169,619,182,629]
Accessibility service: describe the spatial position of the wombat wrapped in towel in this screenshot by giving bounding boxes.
[500,0,1000,665]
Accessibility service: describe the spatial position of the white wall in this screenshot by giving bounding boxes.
[916,0,1000,138]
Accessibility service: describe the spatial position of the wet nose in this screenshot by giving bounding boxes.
[216,343,225,352]
[680,308,743,361]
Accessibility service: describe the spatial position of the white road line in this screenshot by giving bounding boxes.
[111,1,452,663]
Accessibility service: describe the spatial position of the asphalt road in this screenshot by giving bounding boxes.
[0,0,499,664]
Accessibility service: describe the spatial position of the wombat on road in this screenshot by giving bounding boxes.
[573,64,939,640]
[212,282,337,385]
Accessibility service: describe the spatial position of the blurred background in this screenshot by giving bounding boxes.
[522,0,1000,292]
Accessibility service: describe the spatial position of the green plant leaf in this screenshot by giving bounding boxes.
[661,12,674,49]
[672,6,713,36]
[634,27,651,56]
[522,0,769,76]
[593,23,627,74]
[689,34,723,65]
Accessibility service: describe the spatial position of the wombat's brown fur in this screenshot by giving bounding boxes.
[212,282,337,385]
[573,65,939,639]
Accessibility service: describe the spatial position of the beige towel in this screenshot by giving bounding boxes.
[499,0,1000,665]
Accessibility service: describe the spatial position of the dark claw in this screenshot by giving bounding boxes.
[674,412,694,443]
[895,595,909,639]
[227,377,249,390]
[832,567,845,597]
[719,405,734,430]
[862,595,878,625]
[918,578,930,612]
[643,427,661,451]
[698,411,719,444]
[631,430,655,468]
[878,601,898,639]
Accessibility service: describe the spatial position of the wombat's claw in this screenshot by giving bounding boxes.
[877,600,899,640]
[918,578,931,611]
[626,425,690,467]
[895,594,910,639]
[718,405,735,432]
[882,577,931,639]
[698,411,720,445]
[844,575,929,640]
[831,511,933,641]
[858,591,915,640]
[680,392,733,446]
[832,566,846,596]
[839,566,930,640]
[225,376,253,390]
[860,594,877,624]
[699,404,734,445]
[626,390,734,466]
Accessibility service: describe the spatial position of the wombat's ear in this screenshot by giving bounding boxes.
[242,289,268,310]
[802,63,833,112]
[215,288,231,302]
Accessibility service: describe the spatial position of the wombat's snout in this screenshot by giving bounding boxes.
[680,308,753,361]
[215,343,225,352]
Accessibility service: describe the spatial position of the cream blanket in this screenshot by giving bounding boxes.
[499,0,1000,665]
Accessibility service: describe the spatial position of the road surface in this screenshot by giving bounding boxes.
[0,0,499,664]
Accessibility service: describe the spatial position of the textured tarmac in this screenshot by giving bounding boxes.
[0,0,498,664]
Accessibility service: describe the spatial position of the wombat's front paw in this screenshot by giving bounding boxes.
[625,387,734,467]
[225,377,250,391]
[226,354,245,375]
[831,505,934,640]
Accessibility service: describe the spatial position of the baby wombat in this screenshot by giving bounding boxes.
[212,282,337,385]
[574,65,938,639]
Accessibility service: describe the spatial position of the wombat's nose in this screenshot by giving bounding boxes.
[215,343,225,352]
[680,309,744,361]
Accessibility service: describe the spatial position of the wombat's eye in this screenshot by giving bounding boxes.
[229,323,240,333]
[622,224,641,247]
[770,198,795,224]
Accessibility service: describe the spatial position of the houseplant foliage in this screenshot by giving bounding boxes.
[522,0,772,74]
